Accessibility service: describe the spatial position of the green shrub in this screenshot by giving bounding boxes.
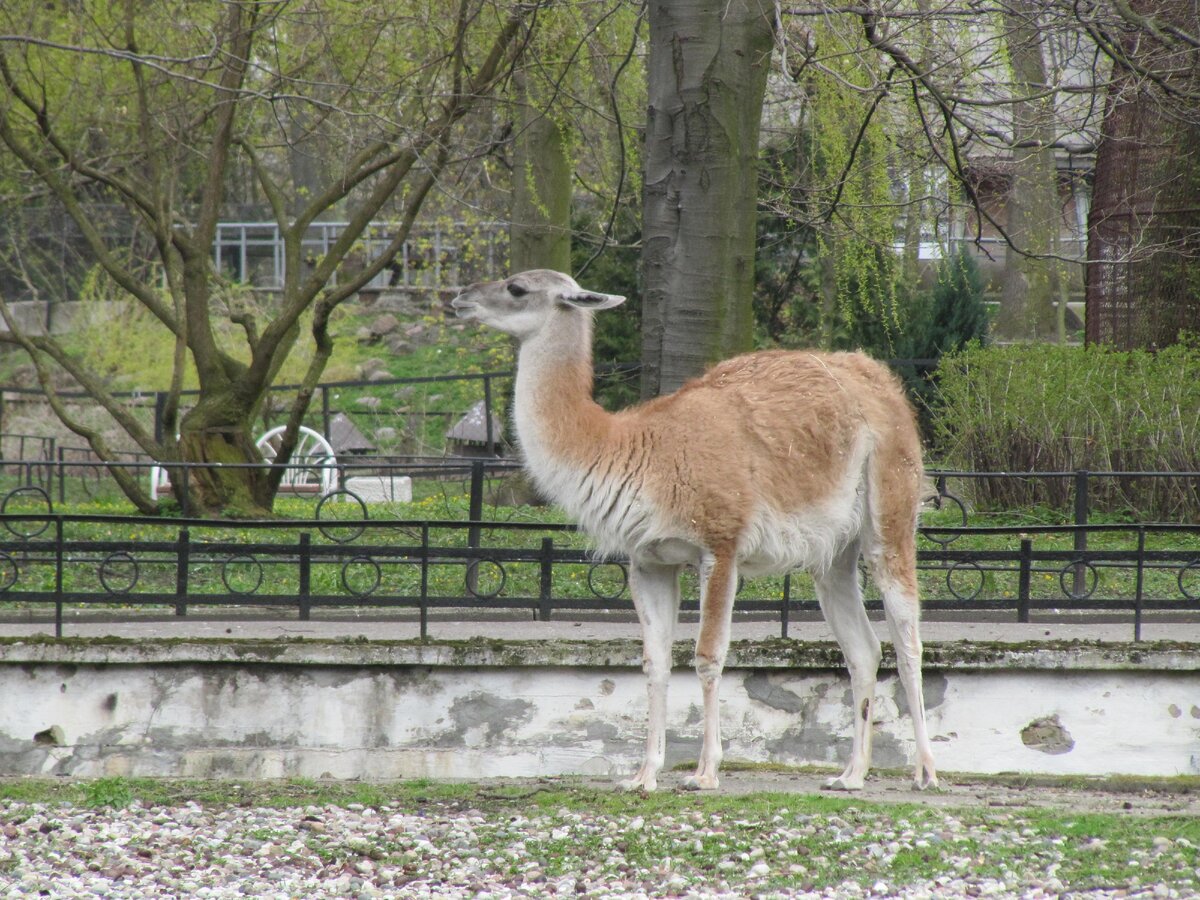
[934,342,1200,519]
[924,250,990,357]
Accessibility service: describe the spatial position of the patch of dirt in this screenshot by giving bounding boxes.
[643,769,1200,816]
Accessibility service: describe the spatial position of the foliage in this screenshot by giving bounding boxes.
[572,207,642,410]
[509,0,644,276]
[81,777,134,809]
[923,250,990,357]
[753,144,822,347]
[935,342,1200,519]
[752,237,989,439]
[60,267,363,393]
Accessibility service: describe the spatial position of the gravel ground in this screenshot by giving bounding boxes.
[2,778,1198,900]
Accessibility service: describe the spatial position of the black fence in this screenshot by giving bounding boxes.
[0,468,1197,643]
[0,365,648,474]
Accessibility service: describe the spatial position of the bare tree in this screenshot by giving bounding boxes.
[0,0,541,515]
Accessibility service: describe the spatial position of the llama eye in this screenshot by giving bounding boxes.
[507,283,528,298]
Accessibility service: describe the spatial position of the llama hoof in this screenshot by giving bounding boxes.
[911,759,939,791]
[618,773,657,793]
[912,772,940,792]
[823,775,865,792]
[618,779,655,793]
[681,774,719,792]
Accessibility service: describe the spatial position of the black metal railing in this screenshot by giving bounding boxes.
[1,494,1197,641]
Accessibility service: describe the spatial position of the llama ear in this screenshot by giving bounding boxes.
[559,290,627,311]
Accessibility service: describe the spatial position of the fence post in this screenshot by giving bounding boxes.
[1133,527,1146,642]
[298,532,311,621]
[420,524,430,641]
[1017,538,1033,624]
[538,537,554,621]
[1073,470,1089,597]
[483,376,496,455]
[54,518,64,639]
[465,461,484,594]
[57,445,65,507]
[174,527,190,617]
[780,573,791,640]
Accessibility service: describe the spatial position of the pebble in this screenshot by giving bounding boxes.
[0,798,1187,899]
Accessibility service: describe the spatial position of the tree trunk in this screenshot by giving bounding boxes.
[1085,0,1200,349]
[640,0,775,397]
[175,391,271,517]
[994,0,1061,341]
[510,71,573,273]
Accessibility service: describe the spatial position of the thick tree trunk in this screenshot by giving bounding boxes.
[510,72,573,273]
[1084,0,1200,349]
[640,0,775,397]
[176,431,270,517]
[175,392,271,518]
[994,0,1061,341]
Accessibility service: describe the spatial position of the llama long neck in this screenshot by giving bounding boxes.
[513,309,613,481]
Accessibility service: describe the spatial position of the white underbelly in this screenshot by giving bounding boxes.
[628,497,865,577]
[736,501,864,577]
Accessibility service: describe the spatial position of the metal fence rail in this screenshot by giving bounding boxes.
[1,507,1197,642]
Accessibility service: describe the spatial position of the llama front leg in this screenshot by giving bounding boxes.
[815,544,882,791]
[685,551,738,791]
[620,560,682,792]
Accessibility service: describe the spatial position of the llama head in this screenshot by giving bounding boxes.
[451,269,626,341]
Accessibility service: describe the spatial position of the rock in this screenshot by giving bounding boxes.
[385,335,413,355]
[370,314,400,337]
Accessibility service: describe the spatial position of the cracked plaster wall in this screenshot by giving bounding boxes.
[2,652,1198,780]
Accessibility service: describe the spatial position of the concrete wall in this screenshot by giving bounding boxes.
[2,638,1198,781]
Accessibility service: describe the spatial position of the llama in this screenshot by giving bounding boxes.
[452,269,938,793]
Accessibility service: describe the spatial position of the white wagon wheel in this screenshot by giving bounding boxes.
[256,425,338,496]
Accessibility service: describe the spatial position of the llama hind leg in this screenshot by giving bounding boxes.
[815,543,882,791]
[621,560,682,792]
[685,551,738,791]
[875,566,939,791]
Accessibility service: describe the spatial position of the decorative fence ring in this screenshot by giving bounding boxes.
[0,552,16,593]
[1,486,53,539]
[1179,560,1200,602]
[78,464,104,500]
[586,562,629,601]
[465,558,507,599]
[316,490,367,543]
[341,555,382,598]
[922,491,968,547]
[98,551,139,595]
[945,560,985,602]
[1059,560,1099,601]
[221,554,264,595]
